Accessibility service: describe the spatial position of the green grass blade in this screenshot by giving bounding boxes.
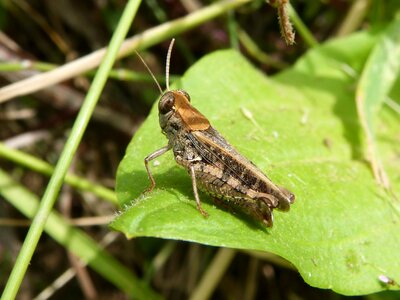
[0,169,160,299]
[1,1,142,298]
[0,142,117,205]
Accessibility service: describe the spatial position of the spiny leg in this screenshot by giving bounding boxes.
[189,164,209,218]
[144,145,170,192]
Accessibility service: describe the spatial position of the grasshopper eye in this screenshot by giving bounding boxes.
[177,89,191,102]
[159,92,175,114]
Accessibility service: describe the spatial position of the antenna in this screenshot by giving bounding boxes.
[165,38,175,91]
[134,50,163,94]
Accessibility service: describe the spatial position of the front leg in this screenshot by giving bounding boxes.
[144,145,171,192]
[189,164,209,218]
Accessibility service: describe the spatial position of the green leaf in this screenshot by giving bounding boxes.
[358,18,400,127]
[111,31,400,295]
[355,18,400,187]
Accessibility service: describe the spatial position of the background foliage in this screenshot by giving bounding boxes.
[1,0,399,299]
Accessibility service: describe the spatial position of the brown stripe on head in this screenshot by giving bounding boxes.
[173,91,210,131]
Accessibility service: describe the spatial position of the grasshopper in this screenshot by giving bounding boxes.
[143,40,294,227]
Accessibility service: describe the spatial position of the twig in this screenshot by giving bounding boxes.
[0,0,251,103]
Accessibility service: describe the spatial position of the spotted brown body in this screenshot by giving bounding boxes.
[145,89,295,227]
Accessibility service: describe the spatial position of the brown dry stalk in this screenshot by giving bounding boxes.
[267,0,295,45]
